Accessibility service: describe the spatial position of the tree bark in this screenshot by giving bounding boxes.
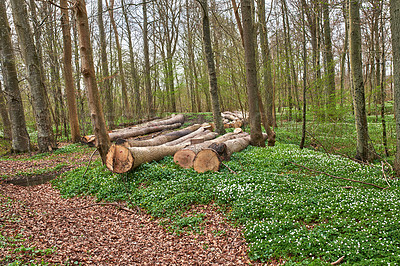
[0,81,12,140]
[198,0,225,135]
[349,0,370,161]
[105,0,131,119]
[390,0,400,172]
[241,0,265,147]
[61,0,81,143]
[73,0,110,163]
[98,0,114,128]
[322,0,336,116]
[10,0,56,152]
[143,0,154,117]
[0,0,30,152]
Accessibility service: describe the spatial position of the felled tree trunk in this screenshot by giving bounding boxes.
[192,133,267,173]
[173,130,247,169]
[125,124,201,147]
[82,115,185,145]
[163,125,210,146]
[106,144,184,173]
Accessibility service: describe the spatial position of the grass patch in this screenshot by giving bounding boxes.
[53,141,400,264]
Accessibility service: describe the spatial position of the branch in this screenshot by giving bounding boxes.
[71,202,140,214]
[290,162,386,190]
[331,255,345,265]
[221,162,237,174]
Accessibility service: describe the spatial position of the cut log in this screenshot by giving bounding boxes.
[173,131,249,169]
[144,114,185,127]
[221,112,240,121]
[125,124,201,147]
[192,148,221,173]
[192,133,267,173]
[106,143,184,173]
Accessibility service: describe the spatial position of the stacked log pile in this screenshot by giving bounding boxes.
[98,112,263,174]
[221,111,246,128]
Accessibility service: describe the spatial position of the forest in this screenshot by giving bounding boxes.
[2,0,400,264]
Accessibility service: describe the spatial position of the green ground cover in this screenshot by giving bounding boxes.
[53,140,400,265]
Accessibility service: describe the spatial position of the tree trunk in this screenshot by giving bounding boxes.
[390,0,400,172]
[106,144,184,173]
[199,0,225,135]
[98,0,114,128]
[74,0,110,163]
[121,0,141,120]
[105,0,131,119]
[10,0,56,152]
[143,0,154,117]
[349,0,370,161]
[322,0,336,116]
[174,130,247,169]
[0,81,12,140]
[61,0,81,143]
[241,0,265,147]
[0,0,30,152]
[126,124,201,147]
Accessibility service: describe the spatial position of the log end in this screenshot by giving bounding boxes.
[173,149,196,169]
[106,144,134,173]
[193,148,221,173]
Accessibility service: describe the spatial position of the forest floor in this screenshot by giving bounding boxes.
[0,142,270,265]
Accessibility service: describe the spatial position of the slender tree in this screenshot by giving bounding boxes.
[73,0,110,163]
[0,80,12,140]
[10,0,56,152]
[349,0,370,161]
[98,0,114,128]
[242,0,265,147]
[61,0,81,143]
[0,0,30,152]
[390,0,400,172]
[198,0,225,135]
[143,0,154,117]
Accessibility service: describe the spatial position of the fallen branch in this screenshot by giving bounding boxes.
[82,149,98,178]
[331,255,345,265]
[221,162,237,174]
[290,162,386,190]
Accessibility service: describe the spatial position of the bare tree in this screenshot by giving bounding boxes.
[197,0,225,135]
[73,0,110,163]
[242,0,265,147]
[0,0,30,151]
[61,0,81,143]
[10,0,56,152]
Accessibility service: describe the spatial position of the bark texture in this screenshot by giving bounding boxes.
[74,0,110,163]
[241,0,265,147]
[61,0,81,143]
[349,0,370,161]
[10,0,56,152]
[0,0,30,152]
[390,0,400,173]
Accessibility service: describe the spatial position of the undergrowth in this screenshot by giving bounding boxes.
[53,141,400,265]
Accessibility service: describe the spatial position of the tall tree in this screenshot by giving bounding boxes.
[349,0,370,161]
[98,0,114,128]
[241,0,265,147]
[61,0,81,143]
[143,0,154,117]
[105,0,131,118]
[322,0,336,116]
[390,0,400,173]
[10,0,56,152]
[121,0,141,119]
[198,0,225,135]
[0,0,30,152]
[73,0,110,163]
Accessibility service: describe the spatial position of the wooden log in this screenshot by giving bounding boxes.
[106,143,184,173]
[163,126,208,146]
[82,114,185,145]
[173,131,248,169]
[125,124,201,147]
[192,133,267,173]
[221,112,240,121]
